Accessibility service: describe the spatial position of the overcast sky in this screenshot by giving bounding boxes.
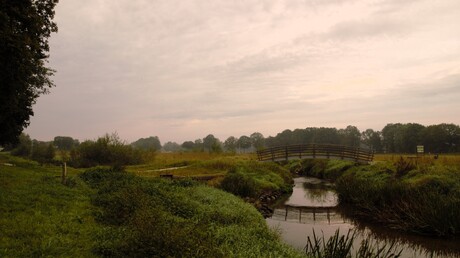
[25,0,460,143]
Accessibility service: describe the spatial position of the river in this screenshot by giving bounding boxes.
[266,177,460,257]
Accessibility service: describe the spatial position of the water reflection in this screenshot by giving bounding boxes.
[284,177,338,207]
[266,177,460,258]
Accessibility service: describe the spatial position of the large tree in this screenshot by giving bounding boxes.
[131,136,161,151]
[250,132,265,150]
[0,0,58,145]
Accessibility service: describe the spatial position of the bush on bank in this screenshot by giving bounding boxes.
[69,133,148,168]
[219,160,294,198]
[80,167,302,257]
[335,160,460,237]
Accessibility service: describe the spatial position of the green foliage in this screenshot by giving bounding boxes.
[220,168,258,197]
[69,133,145,168]
[250,132,265,150]
[54,136,79,150]
[10,133,32,156]
[223,136,237,153]
[30,140,55,164]
[335,162,460,237]
[202,134,223,153]
[10,134,56,164]
[79,166,302,257]
[0,0,58,145]
[291,159,356,181]
[217,160,293,198]
[0,153,101,257]
[131,136,161,151]
[305,229,402,258]
[237,135,252,151]
[162,141,182,152]
[394,156,416,178]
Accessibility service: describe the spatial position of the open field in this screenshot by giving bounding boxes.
[373,153,460,166]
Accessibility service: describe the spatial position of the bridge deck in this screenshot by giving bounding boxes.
[257,144,373,164]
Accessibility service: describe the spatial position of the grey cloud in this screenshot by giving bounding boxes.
[223,52,306,77]
[325,18,412,41]
[398,74,460,100]
[330,73,460,116]
[370,0,427,15]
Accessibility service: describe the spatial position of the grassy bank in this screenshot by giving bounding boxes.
[335,158,460,237]
[287,156,460,237]
[0,153,100,257]
[128,153,294,199]
[0,153,302,257]
[80,167,302,257]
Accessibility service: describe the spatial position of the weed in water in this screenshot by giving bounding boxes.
[305,229,402,258]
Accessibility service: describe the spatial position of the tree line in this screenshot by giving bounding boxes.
[167,123,460,154]
[3,123,459,166]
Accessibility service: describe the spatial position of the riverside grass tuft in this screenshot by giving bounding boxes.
[305,229,403,258]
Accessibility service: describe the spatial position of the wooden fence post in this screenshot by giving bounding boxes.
[61,162,67,185]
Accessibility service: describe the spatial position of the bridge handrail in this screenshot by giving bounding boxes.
[257,144,373,163]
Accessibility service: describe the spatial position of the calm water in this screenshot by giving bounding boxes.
[266,177,460,258]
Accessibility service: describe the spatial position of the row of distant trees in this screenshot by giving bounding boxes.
[175,123,459,154]
[127,123,460,154]
[4,123,460,165]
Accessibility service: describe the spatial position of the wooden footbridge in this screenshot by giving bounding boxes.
[257,144,374,164]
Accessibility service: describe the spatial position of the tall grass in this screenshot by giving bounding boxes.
[305,229,402,258]
[0,153,101,257]
[335,159,460,237]
[80,167,302,257]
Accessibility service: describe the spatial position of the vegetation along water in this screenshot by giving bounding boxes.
[2,139,460,257]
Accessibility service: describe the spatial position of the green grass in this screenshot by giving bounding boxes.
[79,167,302,257]
[335,158,460,237]
[0,153,302,257]
[127,154,294,198]
[0,153,101,257]
[305,229,402,258]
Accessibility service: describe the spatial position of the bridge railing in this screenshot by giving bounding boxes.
[257,144,373,164]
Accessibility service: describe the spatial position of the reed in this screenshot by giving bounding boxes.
[305,229,402,258]
[335,160,460,237]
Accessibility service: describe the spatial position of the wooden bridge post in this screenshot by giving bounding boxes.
[285,146,288,161]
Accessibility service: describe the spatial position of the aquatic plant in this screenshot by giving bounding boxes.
[305,229,402,258]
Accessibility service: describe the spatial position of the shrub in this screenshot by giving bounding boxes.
[335,163,460,237]
[79,166,301,257]
[69,133,146,168]
[220,168,258,198]
[394,156,416,178]
[10,133,32,157]
[30,142,55,165]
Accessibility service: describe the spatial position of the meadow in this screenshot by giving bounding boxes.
[0,152,301,257]
[2,150,459,257]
